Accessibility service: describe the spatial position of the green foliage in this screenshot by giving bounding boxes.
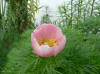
[58,2,70,27]
[1,29,100,74]
[57,0,99,28]
[0,0,40,45]
[41,6,52,24]
[41,14,51,24]
[0,0,100,74]
[77,16,100,34]
[0,0,40,72]
[0,0,19,45]
[28,0,40,23]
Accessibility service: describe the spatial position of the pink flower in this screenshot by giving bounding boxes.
[31,24,66,57]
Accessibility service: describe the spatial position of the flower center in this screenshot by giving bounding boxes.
[38,38,57,47]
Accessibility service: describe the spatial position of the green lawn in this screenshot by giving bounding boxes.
[1,29,100,74]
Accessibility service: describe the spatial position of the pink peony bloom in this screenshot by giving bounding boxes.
[31,24,66,57]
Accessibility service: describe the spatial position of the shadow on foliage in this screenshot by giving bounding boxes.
[0,32,19,73]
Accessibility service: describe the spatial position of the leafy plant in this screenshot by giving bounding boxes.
[1,29,100,74]
[41,6,52,24]
[57,0,99,29]
[77,16,100,34]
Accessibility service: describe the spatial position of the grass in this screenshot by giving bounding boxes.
[0,28,100,74]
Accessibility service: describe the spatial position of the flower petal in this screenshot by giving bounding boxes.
[54,36,66,56]
[31,32,56,57]
[31,33,39,53]
[33,24,63,41]
[31,24,66,57]
[34,45,56,57]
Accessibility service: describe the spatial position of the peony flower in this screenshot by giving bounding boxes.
[31,24,66,57]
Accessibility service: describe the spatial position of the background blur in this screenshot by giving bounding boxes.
[0,0,100,74]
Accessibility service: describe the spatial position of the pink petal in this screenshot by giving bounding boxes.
[34,45,56,57]
[54,36,66,56]
[31,33,39,52]
[31,24,66,57]
[33,24,63,41]
[31,32,56,57]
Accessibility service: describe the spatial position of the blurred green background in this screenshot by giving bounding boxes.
[0,0,100,74]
